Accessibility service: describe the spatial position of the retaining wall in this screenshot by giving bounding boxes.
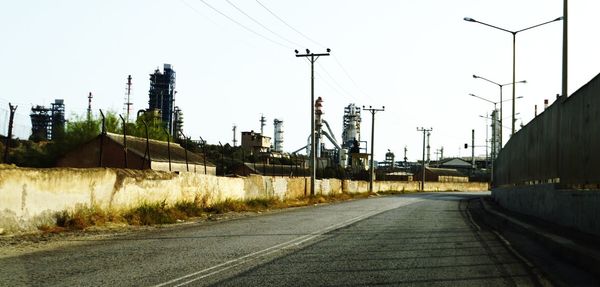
[492,185,600,236]
[0,166,488,233]
[494,72,600,186]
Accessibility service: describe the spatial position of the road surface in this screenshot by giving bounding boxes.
[1,192,551,286]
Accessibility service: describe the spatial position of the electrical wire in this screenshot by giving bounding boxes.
[333,55,375,102]
[252,1,375,103]
[225,0,304,48]
[180,0,222,27]
[255,0,326,49]
[188,0,370,107]
[198,0,292,49]
[317,63,359,102]
[315,71,358,102]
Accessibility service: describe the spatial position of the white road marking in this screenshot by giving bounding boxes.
[153,197,424,287]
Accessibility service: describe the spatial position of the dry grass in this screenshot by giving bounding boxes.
[43,192,375,232]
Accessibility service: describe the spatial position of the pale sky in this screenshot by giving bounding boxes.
[1,0,598,162]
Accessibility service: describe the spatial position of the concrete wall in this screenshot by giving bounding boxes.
[0,166,488,233]
[493,185,600,236]
[151,161,217,175]
[494,72,600,186]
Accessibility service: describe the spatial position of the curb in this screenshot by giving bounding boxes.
[479,197,600,276]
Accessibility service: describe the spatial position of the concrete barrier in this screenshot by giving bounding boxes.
[492,185,600,237]
[0,166,489,233]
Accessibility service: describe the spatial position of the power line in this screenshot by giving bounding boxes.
[333,55,375,102]
[317,63,359,101]
[225,0,303,48]
[255,0,326,49]
[314,71,358,102]
[198,0,292,49]
[180,0,221,27]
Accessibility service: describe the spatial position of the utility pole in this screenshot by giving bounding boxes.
[363,105,385,193]
[562,0,568,98]
[417,127,432,191]
[3,103,17,163]
[232,124,237,147]
[471,129,476,169]
[125,75,132,124]
[295,48,330,196]
[403,146,408,164]
[87,92,93,121]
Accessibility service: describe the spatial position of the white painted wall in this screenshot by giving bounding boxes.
[0,166,488,233]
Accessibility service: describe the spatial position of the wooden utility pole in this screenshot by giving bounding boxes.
[417,127,433,191]
[295,48,330,196]
[363,106,385,193]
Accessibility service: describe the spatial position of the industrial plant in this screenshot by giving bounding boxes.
[29,99,65,141]
[147,64,182,136]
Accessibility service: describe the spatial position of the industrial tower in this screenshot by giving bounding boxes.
[341,104,361,149]
[273,119,284,152]
[148,64,176,133]
[30,99,65,141]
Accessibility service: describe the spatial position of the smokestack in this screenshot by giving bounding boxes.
[535,105,538,117]
[544,99,549,110]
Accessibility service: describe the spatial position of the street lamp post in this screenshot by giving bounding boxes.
[472,75,526,147]
[295,48,330,196]
[465,16,563,136]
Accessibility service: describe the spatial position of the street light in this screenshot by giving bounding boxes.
[465,16,563,137]
[473,75,526,147]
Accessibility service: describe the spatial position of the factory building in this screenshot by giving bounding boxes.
[241,131,271,155]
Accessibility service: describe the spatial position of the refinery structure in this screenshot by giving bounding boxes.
[148,64,182,135]
[29,99,66,141]
[21,62,376,175]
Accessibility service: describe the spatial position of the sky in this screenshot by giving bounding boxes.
[1,0,599,162]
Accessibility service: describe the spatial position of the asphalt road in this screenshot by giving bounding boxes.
[1,192,549,286]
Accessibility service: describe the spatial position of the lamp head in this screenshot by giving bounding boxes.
[555,16,564,21]
[464,17,476,22]
[473,75,479,79]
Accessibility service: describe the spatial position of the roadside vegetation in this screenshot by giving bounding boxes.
[39,193,377,233]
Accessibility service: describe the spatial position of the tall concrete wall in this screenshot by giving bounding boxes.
[494,72,600,186]
[493,185,600,236]
[0,166,488,233]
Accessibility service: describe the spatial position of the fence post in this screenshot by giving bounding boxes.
[219,141,225,176]
[98,109,106,167]
[3,103,17,163]
[141,120,150,169]
[199,136,207,175]
[119,115,128,168]
[164,128,171,171]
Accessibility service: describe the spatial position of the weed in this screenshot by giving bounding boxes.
[41,192,376,231]
[53,205,109,230]
[123,201,178,225]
